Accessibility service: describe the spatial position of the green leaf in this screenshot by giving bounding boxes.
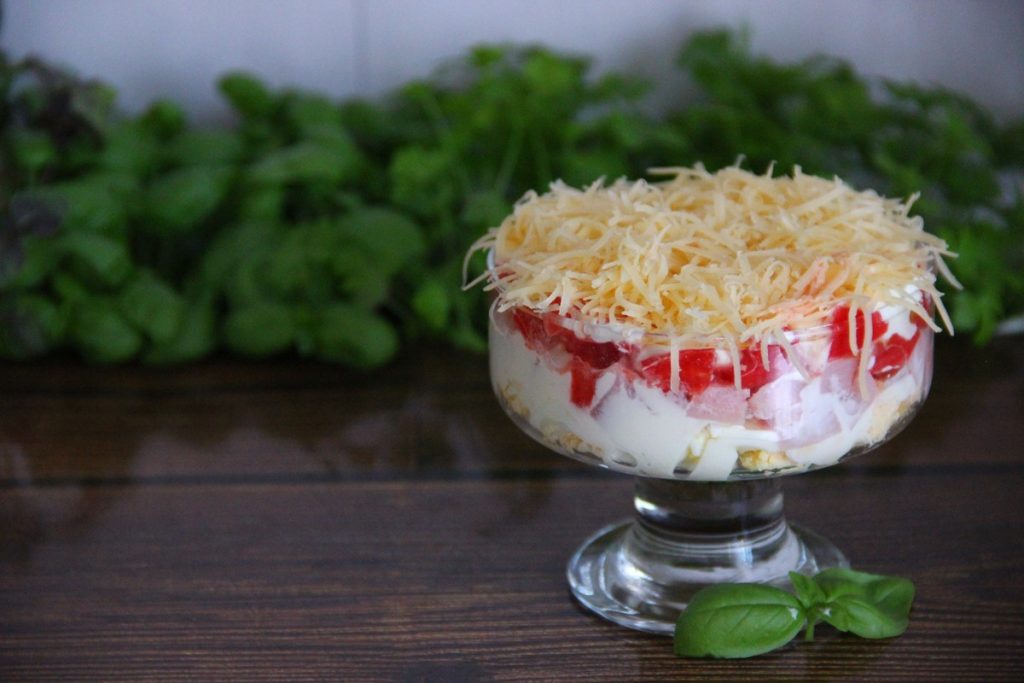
[58,231,133,288]
[142,166,233,234]
[412,279,450,331]
[69,297,143,364]
[789,571,828,641]
[259,227,332,304]
[789,571,827,609]
[282,91,343,136]
[314,303,399,368]
[28,173,137,237]
[143,297,216,365]
[0,294,66,360]
[447,320,487,353]
[674,583,805,659]
[163,130,244,167]
[219,72,276,119]
[6,235,61,289]
[247,141,360,186]
[460,190,509,231]
[523,49,586,99]
[223,303,295,357]
[99,121,161,176]
[336,207,426,275]
[813,568,915,639]
[197,221,279,294]
[388,146,458,217]
[236,185,285,222]
[8,128,57,176]
[331,248,390,308]
[138,99,187,139]
[51,272,91,304]
[224,257,273,309]
[560,148,630,186]
[117,270,186,344]
[822,595,911,640]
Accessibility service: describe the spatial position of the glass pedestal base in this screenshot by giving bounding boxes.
[566,477,848,635]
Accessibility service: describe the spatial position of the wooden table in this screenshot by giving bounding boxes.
[2,335,1023,681]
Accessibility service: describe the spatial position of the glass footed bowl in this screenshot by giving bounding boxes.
[489,302,934,634]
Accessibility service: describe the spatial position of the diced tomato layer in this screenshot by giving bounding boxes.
[640,349,716,396]
[870,330,920,380]
[829,305,888,359]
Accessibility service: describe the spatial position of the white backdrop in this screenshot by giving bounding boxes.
[3,0,1022,121]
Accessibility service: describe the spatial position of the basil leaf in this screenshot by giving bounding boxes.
[197,221,280,294]
[143,166,234,235]
[0,294,66,360]
[813,568,915,639]
[247,141,359,186]
[336,207,425,276]
[8,235,61,289]
[674,584,805,659]
[163,130,244,167]
[118,270,186,343]
[314,303,398,369]
[412,279,451,331]
[815,568,915,608]
[143,298,216,365]
[99,121,161,176]
[788,571,828,641]
[9,129,56,175]
[223,303,295,358]
[219,72,275,120]
[788,571,826,609]
[32,173,135,238]
[70,298,143,364]
[821,594,910,639]
[58,232,133,288]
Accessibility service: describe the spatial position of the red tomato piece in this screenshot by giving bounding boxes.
[512,308,545,350]
[829,305,888,359]
[542,311,567,340]
[641,349,716,396]
[870,331,920,380]
[565,335,621,369]
[714,345,785,392]
[569,358,599,408]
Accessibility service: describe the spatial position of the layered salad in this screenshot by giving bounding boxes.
[469,166,954,480]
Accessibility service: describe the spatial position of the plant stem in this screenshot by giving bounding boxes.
[804,611,818,642]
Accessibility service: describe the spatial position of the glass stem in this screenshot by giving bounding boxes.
[626,477,793,582]
[635,477,787,546]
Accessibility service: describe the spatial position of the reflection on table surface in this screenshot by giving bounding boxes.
[2,336,1023,681]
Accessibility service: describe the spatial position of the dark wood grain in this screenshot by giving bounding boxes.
[2,335,1023,681]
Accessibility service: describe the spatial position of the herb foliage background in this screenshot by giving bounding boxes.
[2,30,1021,366]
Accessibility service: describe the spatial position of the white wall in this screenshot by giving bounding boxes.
[3,0,1022,122]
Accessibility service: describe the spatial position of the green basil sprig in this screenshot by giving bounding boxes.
[674,568,915,659]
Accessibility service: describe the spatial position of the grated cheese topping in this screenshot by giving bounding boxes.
[467,164,956,353]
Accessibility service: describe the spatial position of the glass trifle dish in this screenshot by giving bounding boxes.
[467,165,955,634]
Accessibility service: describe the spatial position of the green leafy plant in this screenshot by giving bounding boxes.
[674,568,915,659]
[2,29,1022,366]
